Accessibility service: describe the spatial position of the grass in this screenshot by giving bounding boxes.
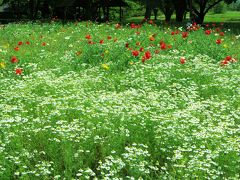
[204,11,240,22]
[0,21,240,179]
[127,11,240,23]
[126,11,240,34]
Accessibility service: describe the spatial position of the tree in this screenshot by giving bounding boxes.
[174,0,187,22]
[137,0,187,22]
[159,0,175,22]
[28,0,41,19]
[138,0,174,21]
[228,0,240,11]
[190,0,237,24]
[213,2,226,14]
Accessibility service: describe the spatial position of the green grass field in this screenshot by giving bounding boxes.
[0,20,240,179]
[127,11,240,22]
[204,11,240,22]
[127,11,240,33]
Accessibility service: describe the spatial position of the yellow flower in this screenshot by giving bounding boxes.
[105,50,109,54]
[102,64,110,70]
[3,43,9,49]
[0,62,6,69]
[223,44,228,48]
[129,62,134,65]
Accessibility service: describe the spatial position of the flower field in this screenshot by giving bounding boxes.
[0,21,240,179]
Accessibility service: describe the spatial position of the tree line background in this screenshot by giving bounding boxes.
[0,0,239,24]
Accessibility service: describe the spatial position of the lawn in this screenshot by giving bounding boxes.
[204,11,240,22]
[127,11,240,23]
[0,21,240,179]
[127,11,240,34]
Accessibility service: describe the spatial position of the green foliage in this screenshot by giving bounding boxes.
[227,0,240,10]
[125,0,145,17]
[213,2,227,14]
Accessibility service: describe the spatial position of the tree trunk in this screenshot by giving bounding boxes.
[175,0,187,22]
[198,2,206,24]
[175,8,185,22]
[29,0,40,20]
[165,10,173,22]
[85,0,93,20]
[198,12,205,24]
[145,0,151,19]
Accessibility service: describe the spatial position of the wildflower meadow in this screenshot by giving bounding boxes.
[0,21,240,179]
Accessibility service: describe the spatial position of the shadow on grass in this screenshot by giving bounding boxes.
[123,17,240,34]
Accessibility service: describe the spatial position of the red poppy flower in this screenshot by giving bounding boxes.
[26,41,30,45]
[221,56,237,65]
[140,47,144,52]
[100,40,104,44]
[42,42,46,46]
[216,39,222,44]
[18,41,23,45]
[125,43,129,48]
[149,36,155,41]
[142,56,146,63]
[182,32,188,38]
[171,31,175,35]
[130,23,136,28]
[144,51,151,59]
[167,45,172,49]
[132,50,139,57]
[206,24,209,28]
[130,23,141,29]
[14,47,20,51]
[142,51,152,63]
[160,43,167,50]
[85,35,91,39]
[221,60,228,66]
[215,27,221,32]
[219,32,224,36]
[107,36,111,40]
[88,41,95,45]
[205,30,211,35]
[11,56,18,63]
[148,20,154,24]
[180,57,186,64]
[15,68,23,75]
[225,56,232,61]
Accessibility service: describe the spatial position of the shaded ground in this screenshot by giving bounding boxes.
[126,11,240,34]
